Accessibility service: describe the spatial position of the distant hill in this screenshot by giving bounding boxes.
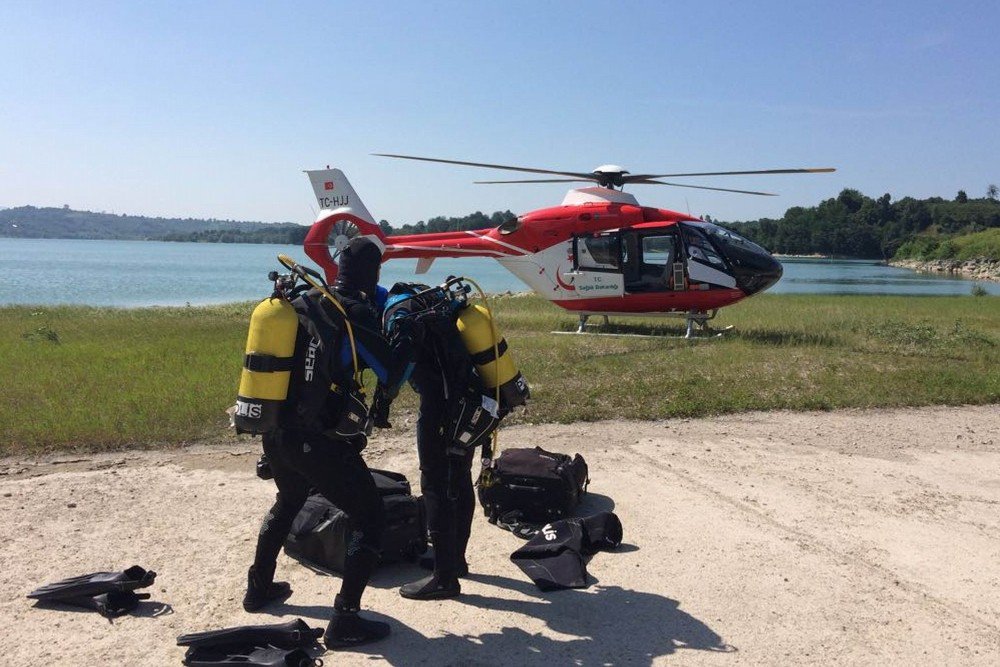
[6,191,999,261]
[0,205,517,244]
[0,206,304,241]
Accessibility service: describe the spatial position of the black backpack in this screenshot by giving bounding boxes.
[284,470,427,572]
[478,447,589,524]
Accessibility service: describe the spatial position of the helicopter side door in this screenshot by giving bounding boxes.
[569,232,625,297]
[622,230,685,293]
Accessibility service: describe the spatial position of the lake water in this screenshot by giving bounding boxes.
[0,238,997,306]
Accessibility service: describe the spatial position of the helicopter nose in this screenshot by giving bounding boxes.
[689,222,784,296]
[737,254,783,295]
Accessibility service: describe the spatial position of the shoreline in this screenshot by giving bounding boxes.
[889,257,1000,283]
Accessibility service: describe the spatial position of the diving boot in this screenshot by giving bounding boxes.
[399,573,461,600]
[324,596,390,649]
[418,556,469,577]
[242,566,292,612]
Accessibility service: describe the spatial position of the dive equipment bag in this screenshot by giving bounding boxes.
[478,447,589,524]
[284,470,427,572]
[235,297,299,435]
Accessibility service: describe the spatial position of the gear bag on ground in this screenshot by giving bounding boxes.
[284,469,427,572]
[478,446,589,524]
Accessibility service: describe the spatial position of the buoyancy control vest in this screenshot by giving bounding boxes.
[383,280,530,449]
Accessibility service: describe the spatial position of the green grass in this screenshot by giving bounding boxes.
[2,294,998,454]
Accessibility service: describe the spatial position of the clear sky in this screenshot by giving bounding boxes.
[1,1,997,225]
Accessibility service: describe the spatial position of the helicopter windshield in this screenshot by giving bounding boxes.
[701,224,770,256]
[690,222,782,295]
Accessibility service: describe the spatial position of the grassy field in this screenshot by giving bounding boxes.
[2,294,998,454]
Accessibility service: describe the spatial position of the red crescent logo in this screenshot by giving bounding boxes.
[555,266,576,291]
[323,181,335,191]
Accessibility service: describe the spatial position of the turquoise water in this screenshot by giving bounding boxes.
[0,238,997,306]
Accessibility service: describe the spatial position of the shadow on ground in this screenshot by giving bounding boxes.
[355,574,734,666]
[578,491,615,515]
[554,320,841,348]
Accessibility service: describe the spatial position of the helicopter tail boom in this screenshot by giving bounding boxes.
[383,228,517,260]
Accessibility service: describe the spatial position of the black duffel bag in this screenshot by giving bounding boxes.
[478,447,589,524]
[284,469,427,572]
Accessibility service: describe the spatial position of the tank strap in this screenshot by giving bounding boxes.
[244,353,295,372]
[470,338,508,365]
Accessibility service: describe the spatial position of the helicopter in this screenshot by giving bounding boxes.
[302,155,835,336]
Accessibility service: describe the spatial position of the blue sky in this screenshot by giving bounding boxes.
[1,1,997,225]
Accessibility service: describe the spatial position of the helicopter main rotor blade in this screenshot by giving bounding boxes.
[628,167,835,180]
[633,179,778,196]
[474,178,597,184]
[373,153,595,180]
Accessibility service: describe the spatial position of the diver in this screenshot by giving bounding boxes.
[244,237,416,649]
[373,290,479,601]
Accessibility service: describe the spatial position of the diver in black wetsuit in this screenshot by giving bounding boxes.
[401,360,475,600]
[244,237,416,649]
[374,294,477,601]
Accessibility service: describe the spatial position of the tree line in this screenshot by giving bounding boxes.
[5,192,999,260]
[0,205,288,240]
[378,210,517,236]
[720,187,1000,259]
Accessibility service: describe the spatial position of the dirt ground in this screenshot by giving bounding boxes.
[2,405,999,666]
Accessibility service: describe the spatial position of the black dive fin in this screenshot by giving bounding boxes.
[183,646,322,667]
[177,618,323,650]
[27,566,156,602]
[57,591,151,618]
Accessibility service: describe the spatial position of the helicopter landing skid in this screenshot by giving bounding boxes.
[552,310,733,339]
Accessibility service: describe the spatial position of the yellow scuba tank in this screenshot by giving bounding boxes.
[234,296,299,434]
[455,303,529,411]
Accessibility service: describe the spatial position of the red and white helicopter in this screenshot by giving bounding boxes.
[303,155,835,336]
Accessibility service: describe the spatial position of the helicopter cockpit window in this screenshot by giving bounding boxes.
[682,225,726,267]
[641,235,674,265]
[577,234,621,271]
[703,224,769,255]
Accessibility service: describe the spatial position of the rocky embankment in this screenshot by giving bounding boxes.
[891,257,1000,282]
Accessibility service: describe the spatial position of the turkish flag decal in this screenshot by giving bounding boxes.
[324,181,335,191]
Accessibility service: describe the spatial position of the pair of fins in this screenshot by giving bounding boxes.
[27,565,156,618]
[177,618,323,667]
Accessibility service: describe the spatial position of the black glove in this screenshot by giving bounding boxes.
[371,386,393,429]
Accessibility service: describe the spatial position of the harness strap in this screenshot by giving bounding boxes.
[470,338,508,365]
[244,353,294,372]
